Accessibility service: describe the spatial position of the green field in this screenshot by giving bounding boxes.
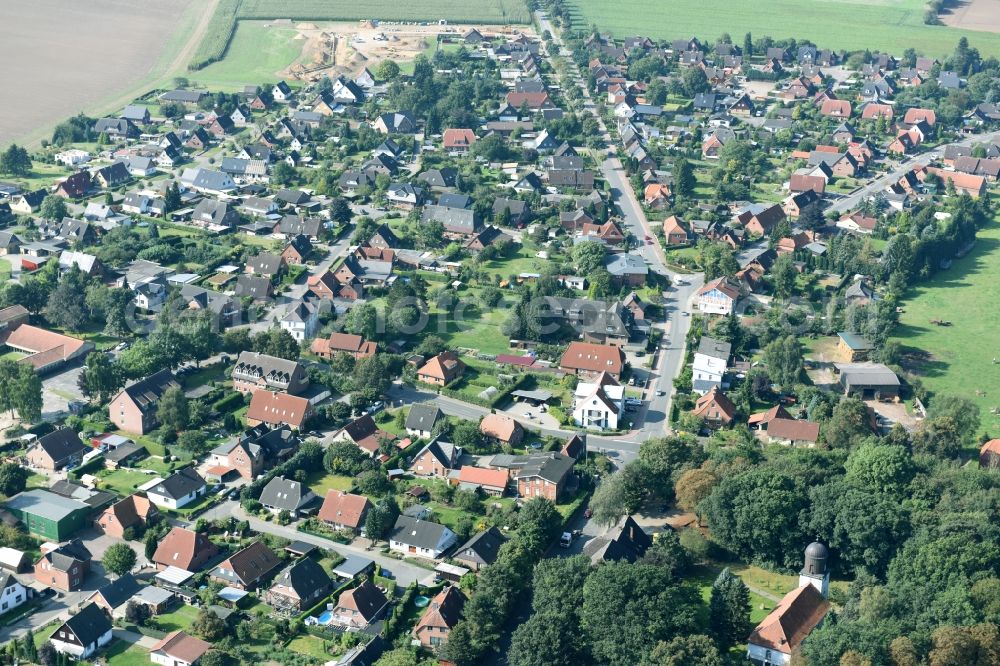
[191,0,530,71]
[189,22,303,90]
[892,219,1000,436]
[566,0,1000,58]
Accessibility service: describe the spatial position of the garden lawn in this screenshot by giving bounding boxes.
[287,635,332,662]
[306,471,355,496]
[189,22,302,91]
[891,219,1000,436]
[96,468,154,497]
[106,640,152,666]
[153,604,200,633]
[566,0,1000,58]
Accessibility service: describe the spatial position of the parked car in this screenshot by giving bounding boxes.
[584,507,593,519]
[655,390,666,396]
[559,532,573,548]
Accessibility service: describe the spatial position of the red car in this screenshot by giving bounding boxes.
[584,507,593,519]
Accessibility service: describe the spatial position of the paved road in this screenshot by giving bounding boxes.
[828,129,1000,214]
[538,9,702,445]
[186,499,433,587]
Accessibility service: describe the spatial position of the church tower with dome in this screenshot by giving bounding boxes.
[798,541,830,597]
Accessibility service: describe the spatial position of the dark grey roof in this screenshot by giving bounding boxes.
[417,168,458,188]
[61,603,112,646]
[149,467,205,500]
[422,205,478,234]
[247,252,283,276]
[120,369,179,415]
[405,404,442,432]
[697,336,731,361]
[583,515,652,564]
[511,452,574,484]
[389,515,452,550]
[277,215,322,237]
[455,527,507,566]
[35,429,87,463]
[94,573,141,609]
[259,476,314,512]
[272,557,332,598]
[234,275,271,300]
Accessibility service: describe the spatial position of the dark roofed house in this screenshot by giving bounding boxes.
[26,429,87,471]
[266,557,334,613]
[234,275,273,302]
[405,404,443,438]
[89,573,142,616]
[583,515,652,564]
[145,467,207,510]
[211,541,282,590]
[49,602,112,659]
[331,580,390,628]
[258,476,317,517]
[453,527,508,571]
[109,369,180,435]
[422,205,480,236]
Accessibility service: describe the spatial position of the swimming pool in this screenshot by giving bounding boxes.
[315,610,333,624]
[414,595,431,608]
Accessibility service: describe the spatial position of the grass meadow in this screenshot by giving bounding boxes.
[566,0,1000,58]
[188,21,303,90]
[892,218,1000,436]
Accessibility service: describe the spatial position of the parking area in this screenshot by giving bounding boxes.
[41,364,86,421]
[503,400,561,429]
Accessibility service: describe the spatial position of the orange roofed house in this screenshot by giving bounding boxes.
[662,215,689,245]
[334,415,396,457]
[456,465,509,496]
[980,439,1000,469]
[479,414,524,447]
[152,527,219,572]
[96,494,158,539]
[318,490,371,533]
[443,129,477,153]
[246,391,313,430]
[413,586,466,648]
[691,386,736,428]
[559,341,626,380]
[311,332,377,360]
[418,351,466,386]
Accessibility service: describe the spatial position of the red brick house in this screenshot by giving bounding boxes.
[96,495,157,539]
[109,370,180,435]
[691,386,736,428]
[479,414,524,447]
[417,351,466,386]
[662,215,688,245]
[512,452,575,501]
[34,541,91,592]
[413,586,465,648]
[311,332,377,360]
[152,528,218,572]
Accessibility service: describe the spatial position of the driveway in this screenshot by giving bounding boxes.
[41,363,86,421]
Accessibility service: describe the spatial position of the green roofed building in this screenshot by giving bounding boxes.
[4,489,91,540]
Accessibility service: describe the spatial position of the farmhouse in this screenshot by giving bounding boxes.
[835,363,900,398]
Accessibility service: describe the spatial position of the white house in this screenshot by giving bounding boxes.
[150,630,211,666]
[55,150,91,167]
[388,516,457,560]
[145,468,207,510]
[50,603,113,659]
[692,336,731,395]
[0,573,29,614]
[572,372,623,430]
[696,276,741,315]
[279,300,320,342]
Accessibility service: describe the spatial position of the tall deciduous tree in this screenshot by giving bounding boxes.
[102,542,137,577]
[156,386,189,432]
[762,335,802,388]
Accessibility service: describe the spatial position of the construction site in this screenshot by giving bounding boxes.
[280,20,530,81]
